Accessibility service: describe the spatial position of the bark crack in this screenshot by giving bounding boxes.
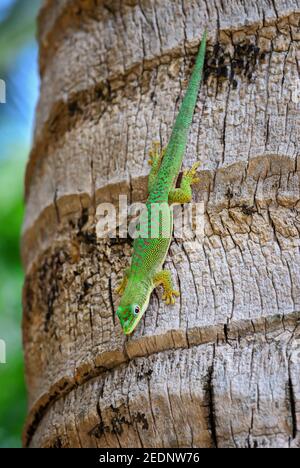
[288,364,297,440]
[206,348,218,448]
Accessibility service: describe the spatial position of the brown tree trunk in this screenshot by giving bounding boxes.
[23,0,300,448]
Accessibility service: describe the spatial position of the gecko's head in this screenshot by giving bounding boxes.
[116,302,148,335]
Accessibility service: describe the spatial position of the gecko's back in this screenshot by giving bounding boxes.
[130,32,207,277]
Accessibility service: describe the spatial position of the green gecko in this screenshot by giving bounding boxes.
[116,31,207,335]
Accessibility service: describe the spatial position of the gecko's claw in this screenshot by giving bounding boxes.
[162,289,180,305]
[148,148,155,166]
[184,161,201,185]
[115,285,124,295]
[115,279,127,295]
[148,142,166,167]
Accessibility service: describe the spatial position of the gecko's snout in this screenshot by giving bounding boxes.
[123,321,134,336]
[116,303,144,335]
[116,306,133,333]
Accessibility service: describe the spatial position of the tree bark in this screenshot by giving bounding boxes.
[22,0,300,448]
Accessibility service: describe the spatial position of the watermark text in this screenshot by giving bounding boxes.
[95,196,205,244]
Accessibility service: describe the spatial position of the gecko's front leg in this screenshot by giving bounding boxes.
[169,162,200,204]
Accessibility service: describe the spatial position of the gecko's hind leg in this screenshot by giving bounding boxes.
[154,270,180,305]
[148,141,166,193]
[168,162,200,204]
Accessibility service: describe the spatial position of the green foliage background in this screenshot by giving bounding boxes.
[0,0,42,448]
[0,154,27,448]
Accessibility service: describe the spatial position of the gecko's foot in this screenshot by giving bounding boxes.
[162,289,180,305]
[115,284,125,295]
[148,141,166,167]
[183,161,201,185]
[115,268,130,295]
[115,278,127,295]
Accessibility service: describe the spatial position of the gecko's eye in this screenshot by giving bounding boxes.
[133,305,140,316]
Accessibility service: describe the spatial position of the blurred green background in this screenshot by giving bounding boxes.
[0,0,42,448]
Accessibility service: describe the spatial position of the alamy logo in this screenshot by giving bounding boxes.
[0,79,6,104]
[0,339,6,364]
[95,197,205,248]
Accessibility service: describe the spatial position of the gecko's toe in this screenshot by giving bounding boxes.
[162,290,180,305]
[115,286,124,295]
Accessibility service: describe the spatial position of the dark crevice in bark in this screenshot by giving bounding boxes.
[48,437,63,449]
[53,188,61,224]
[288,369,297,440]
[206,360,218,448]
[224,323,229,343]
[89,380,110,445]
[108,277,116,327]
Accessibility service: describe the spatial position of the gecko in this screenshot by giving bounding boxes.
[115,31,207,335]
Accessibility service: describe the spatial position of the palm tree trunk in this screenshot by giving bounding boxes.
[23,0,300,448]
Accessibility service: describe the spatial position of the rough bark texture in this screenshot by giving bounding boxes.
[22,0,300,448]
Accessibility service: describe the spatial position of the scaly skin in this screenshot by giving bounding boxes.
[116,32,207,335]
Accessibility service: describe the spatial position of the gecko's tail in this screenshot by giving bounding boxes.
[170,30,207,136]
[158,30,207,183]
